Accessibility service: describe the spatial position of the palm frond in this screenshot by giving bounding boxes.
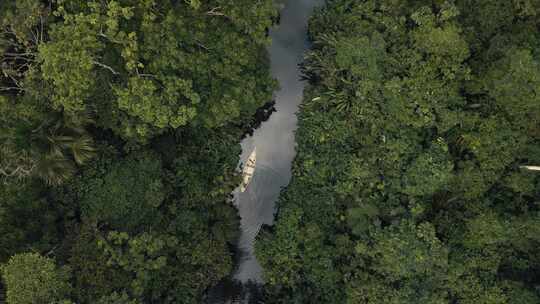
[69,135,96,165]
[34,154,76,186]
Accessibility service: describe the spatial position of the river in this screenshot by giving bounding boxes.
[234,0,323,282]
[207,1,323,302]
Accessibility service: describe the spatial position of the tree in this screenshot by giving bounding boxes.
[97,227,233,304]
[38,0,277,142]
[1,0,279,302]
[259,0,540,302]
[0,0,48,94]
[0,181,62,263]
[67,221,131,303]
[346,222,449,304]
[402,140,454,197]
[77,152,165,231]
[96,292,140,304]
[1,252,71,304]
[2,121,95,186]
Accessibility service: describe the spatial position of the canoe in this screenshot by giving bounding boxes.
[521,165,540,171]
[240,148,257,192]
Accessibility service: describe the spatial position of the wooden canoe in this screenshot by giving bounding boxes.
[240,148,257,192]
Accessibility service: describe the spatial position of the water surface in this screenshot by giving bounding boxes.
[233,0,324,283]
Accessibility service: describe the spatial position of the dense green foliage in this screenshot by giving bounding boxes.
[0,0,277,303]
[1,252,72,304]
[258,0,540,303]
[3,0,540,303]
[76,153,165,231]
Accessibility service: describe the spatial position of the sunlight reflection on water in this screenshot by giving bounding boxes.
[231,0,324,284]
[207,1,324,303]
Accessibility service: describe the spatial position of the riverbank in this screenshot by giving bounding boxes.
[257,1,540,303]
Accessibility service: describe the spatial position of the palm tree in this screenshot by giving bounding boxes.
[25,112,97,185]
[67,135,96,165]
[33,154,76,186]
[1,109,96,185]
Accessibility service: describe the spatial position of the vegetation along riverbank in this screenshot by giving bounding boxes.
[1,0,539,303]
[257,1,540,303]
[0,1,277,303]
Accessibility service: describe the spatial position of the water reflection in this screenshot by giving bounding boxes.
[234,164,284,282]
[233,0,324,284]
[207,1,324,302]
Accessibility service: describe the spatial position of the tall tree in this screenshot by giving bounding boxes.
[1,252,72,304]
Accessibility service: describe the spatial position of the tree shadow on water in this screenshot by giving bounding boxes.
[206,164,286,304]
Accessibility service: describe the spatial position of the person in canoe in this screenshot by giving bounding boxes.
[240,148,256,192]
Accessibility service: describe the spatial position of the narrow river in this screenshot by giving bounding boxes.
[207,1,323,302]
[233,0,323,283]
